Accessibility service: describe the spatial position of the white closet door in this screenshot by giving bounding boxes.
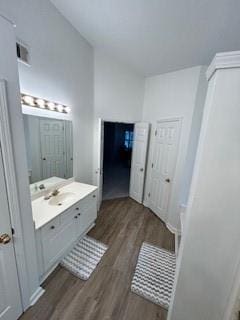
[130,122,150,203]
[0,147,22,320]
[149,119,181,222]
[40,119,65,179]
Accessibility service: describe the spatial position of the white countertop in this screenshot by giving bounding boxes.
[32,182,98,230]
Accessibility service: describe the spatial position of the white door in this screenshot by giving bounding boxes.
[149,119,181,222]
[96,119,104,210]
[0,145,22,320]
[40,119,65,179]
[130,122,150,203]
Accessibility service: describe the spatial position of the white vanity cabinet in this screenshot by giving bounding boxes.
[36,190,97,282]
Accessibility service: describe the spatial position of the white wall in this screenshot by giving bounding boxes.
[93,50,145,183]
[94,50,145,122]
[0,0,94,184]
[142,66,207,230]
[168,61,240,320]
[179,66,208,207]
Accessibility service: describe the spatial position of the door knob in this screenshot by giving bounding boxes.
[165,178,170,183]
[0,233,11,245]
[140,168,144,172]
[42,157,46,160]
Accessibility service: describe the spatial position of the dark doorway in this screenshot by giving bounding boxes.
[103,121,134,200]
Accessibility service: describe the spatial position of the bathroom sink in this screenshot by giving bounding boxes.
[48,192,76,206]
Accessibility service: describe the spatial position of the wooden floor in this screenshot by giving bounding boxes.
[20,197,174,320]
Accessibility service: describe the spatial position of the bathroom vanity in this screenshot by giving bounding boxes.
[32,181,98,283]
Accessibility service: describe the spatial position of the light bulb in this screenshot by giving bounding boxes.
[56,104,64,112]
[65,106,71,113]
[36,98,45,109]
[23,95,35,106]
[47,102,55,111]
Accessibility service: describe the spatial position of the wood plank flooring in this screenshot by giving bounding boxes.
[20,197,175,320]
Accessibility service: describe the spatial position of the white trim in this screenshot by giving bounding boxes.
[22,104,72,121]
[143,199,149,208]
[166,223,181,256]
[29,287,45,306]
[99,117,140,124]
[157,116,183,124]
[0,80,44,310]
[166,222,179,235]
[207,51,240,81]
[0,80,29,310]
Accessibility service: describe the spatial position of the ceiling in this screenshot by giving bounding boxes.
[51,0,240,76]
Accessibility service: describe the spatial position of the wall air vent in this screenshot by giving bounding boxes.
[16,41,30,65]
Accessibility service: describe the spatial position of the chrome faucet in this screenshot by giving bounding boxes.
[39,184,45,190]
[51,189,60,196]
[44,189,60,200]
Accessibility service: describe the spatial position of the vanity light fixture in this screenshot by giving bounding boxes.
[21,93,71,114]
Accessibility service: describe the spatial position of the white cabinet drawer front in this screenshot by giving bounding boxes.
[60,204,80,225]
[79,191,97,212]
[42,219,76,271]
[41,216,60,237]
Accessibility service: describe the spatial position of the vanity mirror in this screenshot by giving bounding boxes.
[22,114,73,195]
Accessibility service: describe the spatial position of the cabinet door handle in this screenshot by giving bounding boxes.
[74,215,78,219]
[75,207,79,210]
[50,225,55,229]
[78,213,81,216]
[93,195,96,198]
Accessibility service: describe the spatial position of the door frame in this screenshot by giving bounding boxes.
[147,116,182,223]
[0,80,31,311]
[95,118,136,209]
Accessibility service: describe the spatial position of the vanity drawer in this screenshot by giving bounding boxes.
[78,191,97,212]
[41,216,60,237]
[60,203,80,225]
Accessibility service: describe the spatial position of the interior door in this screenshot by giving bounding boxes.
[96,119,104,210]
[0,145,22,320]
[130,122,150,203]
[149,119,181,222]
[40,119,65,179]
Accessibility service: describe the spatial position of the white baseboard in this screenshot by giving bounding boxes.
[143,199,149,208]
[30,286,45,306]
[166,222,180,235]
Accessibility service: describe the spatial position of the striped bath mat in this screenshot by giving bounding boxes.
[61,236,108,280]
[131,242,176,309]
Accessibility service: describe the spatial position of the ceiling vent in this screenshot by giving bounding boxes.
[16,41,30,65]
